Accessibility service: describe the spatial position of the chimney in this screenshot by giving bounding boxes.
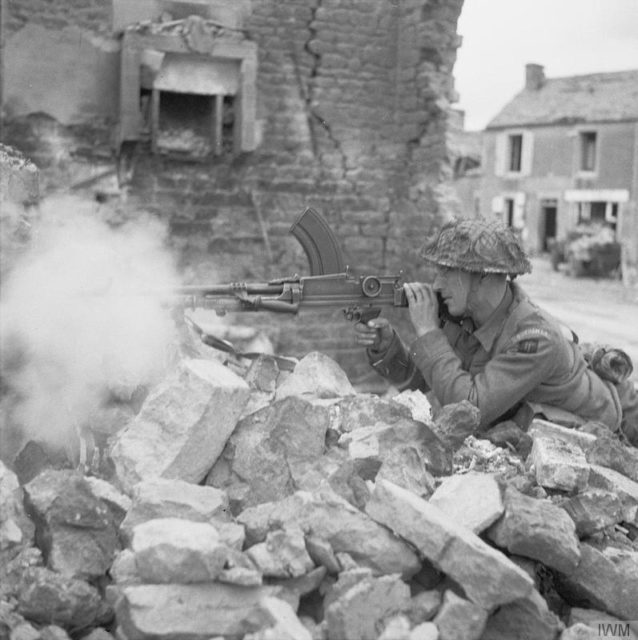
[525,63,545,91]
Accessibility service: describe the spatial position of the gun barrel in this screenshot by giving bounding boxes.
[174,283,284,296]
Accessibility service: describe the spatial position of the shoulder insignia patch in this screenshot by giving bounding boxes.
[517,339,539,354]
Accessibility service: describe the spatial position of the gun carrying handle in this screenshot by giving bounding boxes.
[289,207,347,276]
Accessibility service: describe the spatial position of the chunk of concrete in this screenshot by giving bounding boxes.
[120,477,231,536]
[555,544,638,621]
[130,518,228,583]
[17,567,107,631]
[366,479,533,609]
[246,526,315,578]
[530,436,589,492]
[528,419,597,451]
[431,401,480,450]
[587,465,638,523]
[391,389,433,425]
[24,470,119,580]
[114,583,281,640]
[561,490,625,537]
[487,487,581,573]
[237,490,421,578]
[111,358,250,491]
[331,393,413,434]
[275,351,355,400]
[429,472,503,534]
[247,596,313,640]
[585,434,638,482]
[339,417,452,478]
[479,589,563,640]
[206,396,330,511]
[433,590,487,640]
[324,573,410,640]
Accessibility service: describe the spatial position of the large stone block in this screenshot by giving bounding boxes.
[237,490,421,578]
[487,487,580,574]
[206,396,331,511]
[130,518,229,583]
[587,465,638,523]
[433,590,487,640]
[274,352,355,400]
[561,490,625,537]
[17,567,108,631]
[555,544,638,621]
[120,477,231,535]
[324,573,410,640]
[530,436,589,492]
[246,526,314,579]
[480,589,563,640]
[429,472,503,534]
[24,470,119,580]
[114,583,282,640]
[110,359,249,491]
[366,479,533,610]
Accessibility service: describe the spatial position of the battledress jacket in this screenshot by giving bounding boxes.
[368,283,623,431]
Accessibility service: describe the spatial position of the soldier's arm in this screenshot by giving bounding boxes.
[367,330,428,391]
[409,323,558,428]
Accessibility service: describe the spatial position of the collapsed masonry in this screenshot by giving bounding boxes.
[1,342,638,640]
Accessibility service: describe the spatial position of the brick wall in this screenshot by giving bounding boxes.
[2,0,463,383]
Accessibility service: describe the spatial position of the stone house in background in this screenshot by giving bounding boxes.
[478,64,638,284]
[0,0,464,382]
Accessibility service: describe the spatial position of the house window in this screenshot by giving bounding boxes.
[508,134,523,172]
[580,131,597,172]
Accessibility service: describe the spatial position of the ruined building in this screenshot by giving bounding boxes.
[1,0,464,379]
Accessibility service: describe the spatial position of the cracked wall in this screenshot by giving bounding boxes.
[2,0,464,379]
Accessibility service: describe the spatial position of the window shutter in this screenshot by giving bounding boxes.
[494,134,506,176]
[513,192,526,228]
[521,131,534,176]
[491,195,505,215]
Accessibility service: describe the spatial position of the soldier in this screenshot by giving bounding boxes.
[355,218,638,446]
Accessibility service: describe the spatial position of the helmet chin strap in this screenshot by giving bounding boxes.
[465,272,485,320]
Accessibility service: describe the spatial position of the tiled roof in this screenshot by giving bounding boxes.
[486,69,638,129]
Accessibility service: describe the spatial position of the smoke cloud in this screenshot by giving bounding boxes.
[0,195,181,452]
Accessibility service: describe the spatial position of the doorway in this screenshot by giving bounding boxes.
[540,200,557,252]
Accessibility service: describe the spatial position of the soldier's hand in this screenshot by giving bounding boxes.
[404,282,439,337]
[354,317,393,352]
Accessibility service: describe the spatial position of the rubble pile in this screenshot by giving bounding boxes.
[1,350,638,640]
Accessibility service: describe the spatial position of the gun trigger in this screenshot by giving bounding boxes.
[344,307,381,323]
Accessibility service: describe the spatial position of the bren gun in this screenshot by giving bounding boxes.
[174,207,409,324]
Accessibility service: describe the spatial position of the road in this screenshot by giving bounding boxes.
[518,257,638,382]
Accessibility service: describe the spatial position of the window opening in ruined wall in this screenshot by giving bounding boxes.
[115,2,256,164]
[147,90,235,158]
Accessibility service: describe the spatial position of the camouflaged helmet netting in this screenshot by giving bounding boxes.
[420,219,532,276]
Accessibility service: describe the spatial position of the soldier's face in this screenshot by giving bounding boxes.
[433,267,473,316]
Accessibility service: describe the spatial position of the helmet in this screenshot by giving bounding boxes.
[420,219,532,276]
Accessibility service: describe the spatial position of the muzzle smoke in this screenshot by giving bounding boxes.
[0,196,180,451]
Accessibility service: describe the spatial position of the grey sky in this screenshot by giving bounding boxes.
[454,0,638,130]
